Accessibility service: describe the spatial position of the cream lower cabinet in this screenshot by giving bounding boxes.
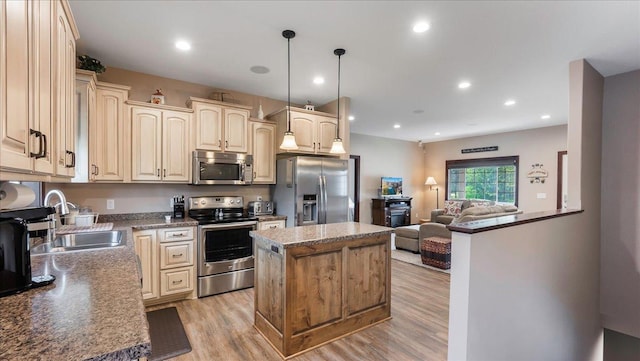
[257,219,286,230]
[133,226,196,306]
[130,102,191,182]
[248,120,276,184]
[270,107,338,155]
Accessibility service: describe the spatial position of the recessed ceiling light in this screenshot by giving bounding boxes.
[434,132,441,136]
[413,109,424,114]
[541,114,551,120]
[458,81,471,89]
[393,124,401,129]
[313,76,325,85]
[175,40,191,51]
[250,65,270,74]
[413,22,430,33]
[504,99,516,106]
[348,115,355,121]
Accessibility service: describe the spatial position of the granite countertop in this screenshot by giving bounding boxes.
[0,226,150,361]
[250,222,392,248]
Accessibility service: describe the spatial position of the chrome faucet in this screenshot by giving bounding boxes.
[44,189,70,215]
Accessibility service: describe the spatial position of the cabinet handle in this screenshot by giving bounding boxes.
[218,139,222,148]
[171,233,186,237]
[172,279,183,284]
[313,142,316,151]
[37,133,47,159]
[65,150,74,168]
[91,164,96,175]
[269,225,277,229]
[172,253,184,258]
[95,165,99,175]
[70,151,76,167]
[29,129,43,158]
[163,169,166,177]
[157,168,160,177]
[225,140,229,149]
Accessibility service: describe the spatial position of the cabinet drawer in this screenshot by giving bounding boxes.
[160,267,194,296]
[259,220,285,230]
[160,241,193,269]
[158,227,193,242]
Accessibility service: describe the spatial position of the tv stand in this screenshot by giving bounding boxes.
[372,197,412,227]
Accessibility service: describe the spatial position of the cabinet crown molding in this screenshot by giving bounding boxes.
[127,100,193,113]
[266,106,336,119]
[187,96,253,111]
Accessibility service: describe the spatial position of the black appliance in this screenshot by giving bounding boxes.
[173,195,185,219]
[188,196,257,297]
[0,207,56,298]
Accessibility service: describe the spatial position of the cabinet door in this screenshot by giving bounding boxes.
[258,220,285,230]
[131,106,162,181]
[250,121,275,184]
[55,1,74,177]
[193,102,222,150]
[133,230,158,301]
[223,108,248,153]
[316,116,338,154]
[93,87,126,181]
[31,0,54,174]
[0,0,32,171]
[291,114,315,153]
[162,111,190,182]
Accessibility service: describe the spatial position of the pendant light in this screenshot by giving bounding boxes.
[330,48,346,154]
[279,30,298,150]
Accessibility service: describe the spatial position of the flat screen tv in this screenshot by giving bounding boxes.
[381,177,403,196]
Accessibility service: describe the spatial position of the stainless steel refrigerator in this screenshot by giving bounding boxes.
[272,157,348,227]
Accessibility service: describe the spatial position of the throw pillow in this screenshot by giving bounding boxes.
[470,200,492,208]
[443,200,464,217]
[459,206,491,217]
[501,204,518,212]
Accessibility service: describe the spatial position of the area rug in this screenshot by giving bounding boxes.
[146,307,192,361]
[391,249,451,274]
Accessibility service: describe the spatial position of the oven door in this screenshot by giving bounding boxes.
[198,221,256,276]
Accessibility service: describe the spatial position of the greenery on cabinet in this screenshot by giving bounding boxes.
[77,55,106,74]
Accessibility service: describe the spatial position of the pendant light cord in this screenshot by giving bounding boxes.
[336,53,341,138]
[287,36,291,133]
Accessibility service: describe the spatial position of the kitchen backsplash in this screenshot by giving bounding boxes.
[45,183,271,215]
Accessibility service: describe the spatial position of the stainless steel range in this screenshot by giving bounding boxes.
[189,196,257,297]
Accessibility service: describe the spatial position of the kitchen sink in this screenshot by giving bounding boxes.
[31,230,125,254]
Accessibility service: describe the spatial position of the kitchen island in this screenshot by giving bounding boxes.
[250,222,393,359]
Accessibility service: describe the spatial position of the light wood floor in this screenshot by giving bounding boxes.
[149,259,450,360]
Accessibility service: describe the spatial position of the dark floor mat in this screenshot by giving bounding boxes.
[146,307,192,361]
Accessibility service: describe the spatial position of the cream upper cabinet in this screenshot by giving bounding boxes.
[162,111,190,182]
[54,0,78,178]
[187,97,250,153]
[192,101,222,151]
[249,120,276,184]
[92,83,129,181]
[270,107,339,155]
[130,102,191,183]
[1,0,73,177]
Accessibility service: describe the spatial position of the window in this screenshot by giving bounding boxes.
[446,156,519,205]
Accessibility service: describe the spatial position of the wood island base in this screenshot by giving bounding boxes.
[251,223,392,359]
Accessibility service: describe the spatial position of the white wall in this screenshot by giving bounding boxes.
[349,133,425,224]
[449,212,602,361]
[600,69,640,338]
[423,125,567,214]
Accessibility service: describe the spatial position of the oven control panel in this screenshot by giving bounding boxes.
[189,196,244,209]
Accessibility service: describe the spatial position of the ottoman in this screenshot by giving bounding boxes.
[420,236,452,269]
[394,224,421,253]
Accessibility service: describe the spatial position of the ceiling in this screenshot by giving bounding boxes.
[69,1,640,143]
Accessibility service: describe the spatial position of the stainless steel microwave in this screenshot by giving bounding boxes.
[191,151,253,185]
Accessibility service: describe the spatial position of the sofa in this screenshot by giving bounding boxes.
[395,223,452,253]
[430,199,522,225]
